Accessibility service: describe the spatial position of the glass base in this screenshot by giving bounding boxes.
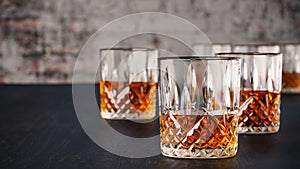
[161,144,238,159]
[101,111,155,120]
[238,125,280,134]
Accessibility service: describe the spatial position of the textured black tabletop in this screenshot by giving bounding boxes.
[1,85,300,169]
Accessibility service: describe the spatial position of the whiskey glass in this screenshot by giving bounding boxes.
[281,44,300,93]
[159,56,241,159]
[217,53,282,134]
[99,48,158,120]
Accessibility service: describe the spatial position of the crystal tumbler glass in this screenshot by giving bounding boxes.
[99,48,158,120]
[218,53,282,134]
[159,56,241,159]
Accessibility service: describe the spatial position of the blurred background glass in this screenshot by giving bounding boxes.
[281,43,300,93]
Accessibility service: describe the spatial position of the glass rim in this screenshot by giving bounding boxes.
[282,43,300,47]
[277,42,300,45]
[232,42,300,46]
[158,56,241,61]
[99,47,157,52]
[217,52,282,57]
[192,42,232,46]
[231,44,280,47]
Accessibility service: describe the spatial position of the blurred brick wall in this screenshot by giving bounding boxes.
[0,0,299,83]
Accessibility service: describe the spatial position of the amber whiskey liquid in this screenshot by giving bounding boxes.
[100,80,157,120]
[239,90,281,134]
[282,72,300,93]
[160,111,238,158]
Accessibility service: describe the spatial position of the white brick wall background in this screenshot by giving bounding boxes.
[0,0,299,83]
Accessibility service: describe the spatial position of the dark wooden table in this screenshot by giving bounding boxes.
[1,85,300,169]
